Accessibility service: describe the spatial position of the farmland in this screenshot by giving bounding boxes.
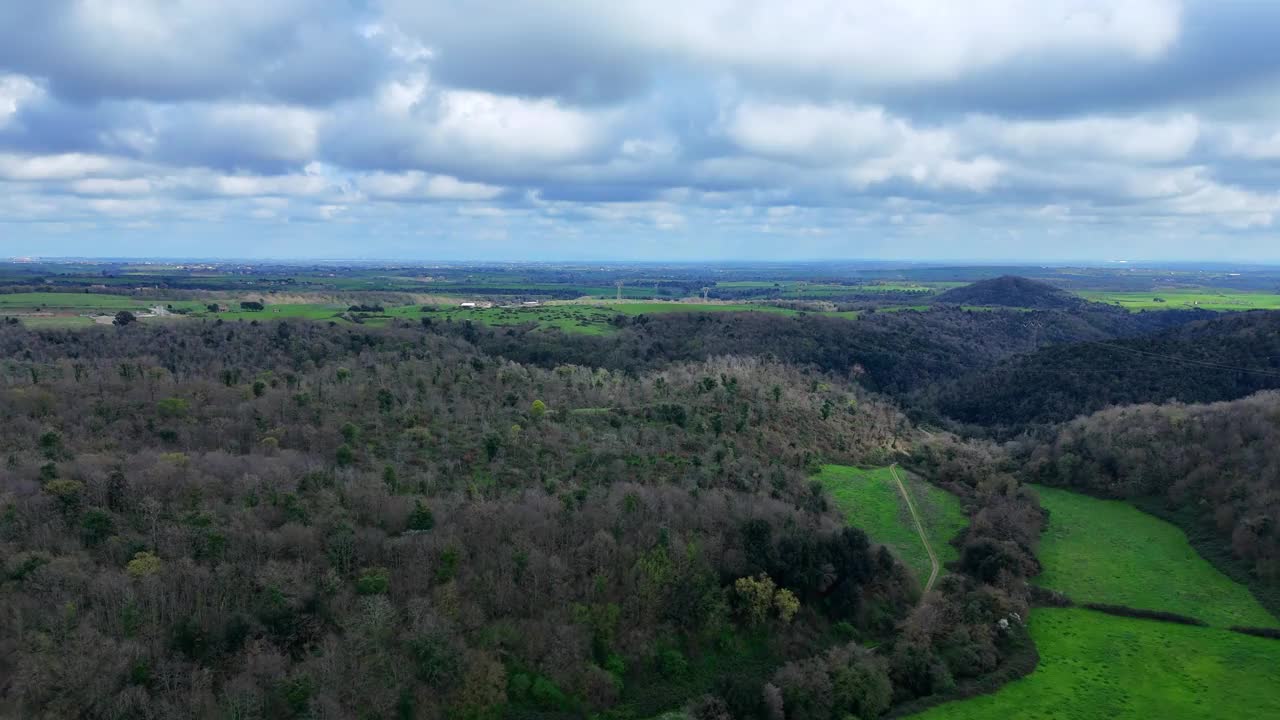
[1033,486,1277,628]
[815,465,968,588]
[1,292,864,333]
[1078,289,1280,312]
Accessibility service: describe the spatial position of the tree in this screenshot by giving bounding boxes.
[113,310,137,326]
[530,399,547,419]
[336,444,355,467]
[240,301,265,311]
[126,551,163,578]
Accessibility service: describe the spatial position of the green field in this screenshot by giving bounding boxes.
[1078,289,1280,312]
[0,292,156,310]
[910,608,1280,720]
[815,465,967,587]
[1033,486,1278,628]
[911,488,1280,719]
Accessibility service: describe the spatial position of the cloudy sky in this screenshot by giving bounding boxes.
[2,1,1280,262]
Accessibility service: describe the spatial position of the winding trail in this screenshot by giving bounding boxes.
[890,463,940,594]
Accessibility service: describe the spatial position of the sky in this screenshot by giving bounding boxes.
[2,1,1280,262]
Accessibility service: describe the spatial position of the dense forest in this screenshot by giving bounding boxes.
[454,305,1213,398]
[0,320,1042,719]
[931,311,1280,430]
[1026,391,1280,614]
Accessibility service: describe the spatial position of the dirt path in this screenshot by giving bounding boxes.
[890,463,940,594]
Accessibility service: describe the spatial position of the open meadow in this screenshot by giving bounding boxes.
[1033,486,1277,628]
[909,608,1280,720]
[909,487,1280,719]
[815,465,967,588]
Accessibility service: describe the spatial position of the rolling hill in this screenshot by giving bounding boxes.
[933,275,1083,309]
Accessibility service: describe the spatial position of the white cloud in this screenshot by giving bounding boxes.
[357,171,503,201]
[0,74,41,127]
[725,100,1003,192]
[387,0,1181,94]
[427,90,609,164]
[0,153,120,181]
[991,114,1200,163]
[70,178,153,195]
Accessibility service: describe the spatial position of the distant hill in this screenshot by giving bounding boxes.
[934,275,1082,309]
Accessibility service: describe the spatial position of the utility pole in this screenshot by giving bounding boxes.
[615,280,623,301]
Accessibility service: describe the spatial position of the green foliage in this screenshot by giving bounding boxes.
[732,574,799,626]
[79,507,115,546]
[1033,486,1278,628]
[409,634,462,688]
[436,546,460,583]
[530,399,547,419]
[335,444,355,467]
[126,551,163,578]
[356,567,391,595]
[43,478,84,515]
[655,648,689,680]
[156,397,190,418]
[407,500,435,531]
[340,422,358,444]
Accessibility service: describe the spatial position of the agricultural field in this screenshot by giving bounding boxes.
[1033,486,1278,628]
[1078,289,1280,312]
[3,293,868,332]
[910,608,1280,720]
[815,465,968,587]
[714,280,958,298]
[0,292,207,326]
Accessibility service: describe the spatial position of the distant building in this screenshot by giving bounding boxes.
[459,302,477,308]
[521,301,541,307]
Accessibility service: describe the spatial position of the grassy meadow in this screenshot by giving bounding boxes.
[1033,486,1278,628]
[909,607,1280,720]
[910,488,1280,719]
[815,465,967,587]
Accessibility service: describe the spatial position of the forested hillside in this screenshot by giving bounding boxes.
[457,305,1212,398]
[930,311,1280,430]
[932,276,1081,309]
[1027,391,1280,615]
[0,321,1042,719]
